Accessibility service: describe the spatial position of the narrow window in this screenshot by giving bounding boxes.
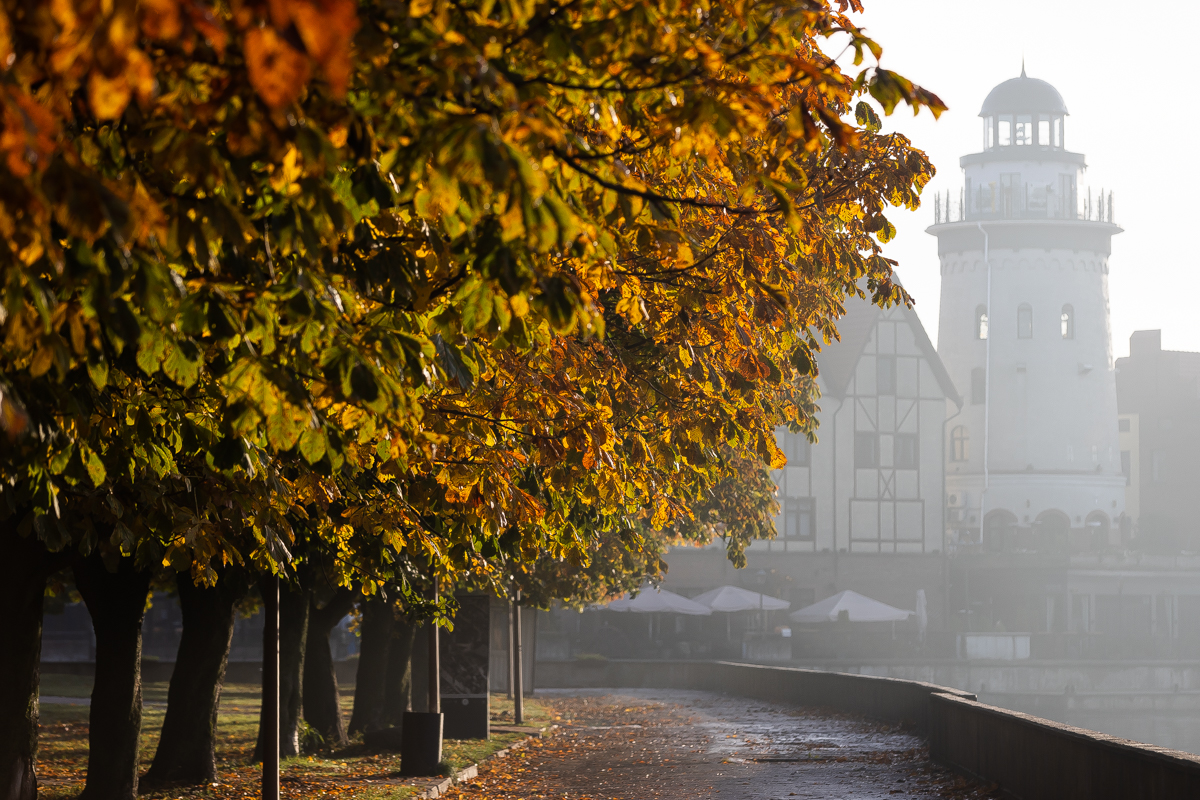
[971,368,986,405]
[1054,117,1064,148]
[855,433,878,468]
[1017,303,1033,339]
[876,355,896,396]
[951,426,970,462]
[983,117,994,149]
[998,116,1012,146]
[1015,115,1032,145]
[1038,117,1050,146]
[1121,451,1131,486]
[784,498,815,540]
[975,305,989,339]
[895,434,919,469]
[1061,304,1074,339]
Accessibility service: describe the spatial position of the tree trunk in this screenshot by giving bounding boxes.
[348,596,394,735]
[73,553,152,800]
[302,590,356,747]
[0,527,66,800]
[381,618,418,728]
[255,584,309,759]
[142,570,247,787]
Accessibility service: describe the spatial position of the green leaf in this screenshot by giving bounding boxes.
[81,446,107,487]
[136,330,170,376]
[163,339,202,388]
[87,352,109,389]
[299,428,327,464]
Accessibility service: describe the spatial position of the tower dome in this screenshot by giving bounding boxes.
[976,68,1069,151]
[980,69,1068,117]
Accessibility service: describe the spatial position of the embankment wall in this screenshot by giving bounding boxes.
[535,659,1200,800]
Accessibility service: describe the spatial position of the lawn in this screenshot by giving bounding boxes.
[37,674,555,800]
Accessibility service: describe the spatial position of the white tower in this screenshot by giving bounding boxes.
[929,70,1125,552]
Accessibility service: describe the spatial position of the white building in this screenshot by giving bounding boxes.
[928,70,1125,551]
[768,296,961,554]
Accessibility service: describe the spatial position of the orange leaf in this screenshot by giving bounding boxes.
[140,0,183,40]
[288,0,359,98]
[88,69,133,120]
[244,26,310,109]
[0,8,12,69]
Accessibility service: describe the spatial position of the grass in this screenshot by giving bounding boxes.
[37,681,554,800]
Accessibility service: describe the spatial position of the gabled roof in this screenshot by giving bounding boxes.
[815,293,962,407]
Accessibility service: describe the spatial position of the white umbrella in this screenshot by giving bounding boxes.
[605,587,712,615]
[789,590,912,623]
[691,585,790,612]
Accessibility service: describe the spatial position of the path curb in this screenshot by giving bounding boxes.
[416,726,555,798]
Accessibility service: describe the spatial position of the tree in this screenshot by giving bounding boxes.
[143,567,250,787]
[0,0,942,793]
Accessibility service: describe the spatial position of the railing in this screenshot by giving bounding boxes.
[933,185,1115,224]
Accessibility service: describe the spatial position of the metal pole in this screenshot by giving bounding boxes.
[428,581,440,715]
[977,222,992,544]
[506,598,515,700]
[261,574,279,800]
[513,589,524,725]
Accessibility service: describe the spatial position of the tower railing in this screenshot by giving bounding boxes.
[933,185,1115,224]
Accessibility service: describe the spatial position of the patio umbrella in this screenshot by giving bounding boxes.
[789,590,912,623]
[606,586,711,642]
[605,587,712,615]
[691,585,790,612]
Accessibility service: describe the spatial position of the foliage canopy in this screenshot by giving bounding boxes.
[0,0,941,606]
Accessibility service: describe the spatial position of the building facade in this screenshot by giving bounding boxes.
[1116,329,1200,551]
[928,70,1126,552]
[768,296,960,555]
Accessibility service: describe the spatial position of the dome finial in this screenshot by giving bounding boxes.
[1021,58,1026,78]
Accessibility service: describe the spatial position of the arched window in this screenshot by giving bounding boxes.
[975,305,988,340]
[1061,304,1074,339]
[1017,303,1033,339]
[951,426,969,462]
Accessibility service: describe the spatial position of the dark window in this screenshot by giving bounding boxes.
[1118,418,1130,433]
[783,498,814,540]
[876,356,895,395]
[975,305,989,340]
[951,426,969,462]
[782,433,810,466]
[895,434,919,469]
[855,433,878,468]
[1121,450,1131,486]
[971,368,986,405]
[1061,304,1074,339]
[1017,303,1033,339]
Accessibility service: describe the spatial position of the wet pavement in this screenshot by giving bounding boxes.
[452,689,999,800]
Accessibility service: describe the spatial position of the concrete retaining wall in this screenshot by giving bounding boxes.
[536,659,1200,799]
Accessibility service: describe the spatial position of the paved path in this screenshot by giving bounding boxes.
[449,690,997,800]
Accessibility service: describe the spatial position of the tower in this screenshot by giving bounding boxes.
[929,71,1125,552]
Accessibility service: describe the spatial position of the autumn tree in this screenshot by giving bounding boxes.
[0,0,941,796]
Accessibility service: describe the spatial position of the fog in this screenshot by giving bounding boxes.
[846,0,1200,357]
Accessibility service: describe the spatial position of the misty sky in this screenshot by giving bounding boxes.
[843,0,1199,358]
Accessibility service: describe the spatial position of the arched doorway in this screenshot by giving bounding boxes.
[983,509,1019,553]
[1035,510,1071,552]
